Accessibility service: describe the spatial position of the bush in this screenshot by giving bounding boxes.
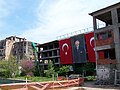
[58,65,70,76]
[0,68,9,77]
[85,76,96,81]
[20,60,35,76]
[0,55,18,78]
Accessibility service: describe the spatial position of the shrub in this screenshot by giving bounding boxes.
[85,76,96,81]
[58,65,70,76]
[0,55,18,78]
[20,60,35,76]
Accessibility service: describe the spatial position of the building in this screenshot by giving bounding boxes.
[0,36,25,60]
[0,36,38,61]
[89,2,120,84]
[37,40,60,70]
[37,32,96,75]
[12,41,38,62]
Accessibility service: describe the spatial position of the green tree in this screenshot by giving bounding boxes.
[0,60,9,77]
[7,55,19,77]
[45,60,55,77]
[0,55,18,78]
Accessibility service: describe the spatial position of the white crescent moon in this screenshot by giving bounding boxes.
[62,43,69,51]
[90,37,95,51]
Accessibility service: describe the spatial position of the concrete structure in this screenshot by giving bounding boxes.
[89,2,120,84]
[0,36,25,60]
[37,40,60,70]
[12,41,38,62]
[0,36,38,61]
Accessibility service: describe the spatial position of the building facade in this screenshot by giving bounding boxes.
[37,32,96,75]
[0,36,25,60]
[0,36,38,61]
[37,40,60,70]
[12,41,37,62]
[89,2,120,84]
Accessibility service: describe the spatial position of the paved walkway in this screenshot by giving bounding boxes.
[56,81,120,90]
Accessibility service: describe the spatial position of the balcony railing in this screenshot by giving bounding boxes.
[97,59,117,65]
[96,38,114,46]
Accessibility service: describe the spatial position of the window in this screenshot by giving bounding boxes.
[97,31,112,40]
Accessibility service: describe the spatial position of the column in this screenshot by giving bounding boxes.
[111,8,120,70]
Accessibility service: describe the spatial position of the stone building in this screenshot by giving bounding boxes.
[0,36,25,60]
[0,36,38,61]
[89,2,120,84]
[12,41,38,62]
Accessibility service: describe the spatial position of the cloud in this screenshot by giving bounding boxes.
[21,0,119,43]
[22,0,92,43]
[0,0,19,33]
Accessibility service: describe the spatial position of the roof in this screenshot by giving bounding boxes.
[89,2,120,16]
[6,36,26,40]
[37,40,58,47]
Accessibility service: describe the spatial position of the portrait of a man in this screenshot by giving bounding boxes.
[71,34,87,63]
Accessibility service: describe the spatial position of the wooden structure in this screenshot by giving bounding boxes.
[0,78,84,90]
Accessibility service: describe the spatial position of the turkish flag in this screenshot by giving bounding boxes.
[85,32,96,62]
[59,38,73,64]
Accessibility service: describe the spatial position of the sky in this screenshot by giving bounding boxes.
[0,0,119,43]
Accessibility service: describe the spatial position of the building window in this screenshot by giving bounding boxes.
[96,31,112,40]
[98,49,116,60]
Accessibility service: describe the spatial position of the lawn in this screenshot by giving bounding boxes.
[15,76,53,82]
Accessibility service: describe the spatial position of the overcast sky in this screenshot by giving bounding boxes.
[0,0,119,43]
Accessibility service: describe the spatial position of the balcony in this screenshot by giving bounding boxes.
[96,38,114,46]
[97,59,117,65]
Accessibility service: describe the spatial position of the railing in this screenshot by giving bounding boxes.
[0,78,84,90]
[96,38,114,46]
[97,59,117,64]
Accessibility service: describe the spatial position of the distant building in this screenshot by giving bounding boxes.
[0,36,38,61]
[0,36,25,60]
[12,41,38,61]
[37,32,96,73]
[37,40,60,70]
[89,2,120,84]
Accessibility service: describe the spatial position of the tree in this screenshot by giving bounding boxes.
[7,55,19,77]
[44,60,55,77]
[20,60,35,76]
[0,60,9,77]
[0,55,18,78]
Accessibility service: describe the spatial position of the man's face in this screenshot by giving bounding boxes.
[75,40,80,47]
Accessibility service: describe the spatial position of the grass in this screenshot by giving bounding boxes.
[15,76,53,82]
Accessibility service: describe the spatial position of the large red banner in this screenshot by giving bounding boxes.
[59,38,73,64]
[85,32,96,62]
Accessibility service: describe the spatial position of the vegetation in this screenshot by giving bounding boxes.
[57,65,70,76]
[0,55,18,78]
[44,60,55,77]
[15,76,52,82]
[20,60,35,76]
[85,76,96,81]
[73,63,95,76]
[33,61,43,76]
